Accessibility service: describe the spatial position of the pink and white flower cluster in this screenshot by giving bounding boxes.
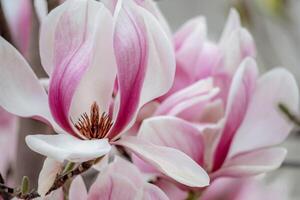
[0,0,298,199]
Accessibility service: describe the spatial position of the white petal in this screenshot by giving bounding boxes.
[26,134,111,162]
[38,158,63,197]
[0,37,54,125]
[115,136,210,187]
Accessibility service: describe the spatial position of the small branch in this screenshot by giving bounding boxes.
[0,159,97,200]
[46,160,95,195]
[278,103,300,126]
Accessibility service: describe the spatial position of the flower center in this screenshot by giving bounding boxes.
[73,102,113,140]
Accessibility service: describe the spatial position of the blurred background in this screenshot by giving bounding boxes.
[156,0,300,199]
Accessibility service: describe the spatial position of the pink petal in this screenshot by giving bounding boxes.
[175,17,206,77]
[88,157,139,200]
[47,1,115,135]
[219,9,241,45]
[88,156,168,200]
[211,147,287,180]
[155,78,214,116]
[39,1,67,76]
[155,179,188,200]
[115,136,209,187]
[103,0,172,37]
[108,0,175,139]
[228,68,299,157]
[140,183,169,200]
[0,37,54,125]
[69,176,88,200]
[213,58,258,171]
[135,0,172,37]
[88,175,137,200]
[219,28,256,76]
[137,116,204,165]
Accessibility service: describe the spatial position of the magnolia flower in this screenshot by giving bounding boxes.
[161,9,256,101]
[0,0,209,191]
[67,157,169,200]
[0,107,17,180]
[128,9,256,135]
[134,57,299,185]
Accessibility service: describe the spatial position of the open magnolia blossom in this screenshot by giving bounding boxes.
[128,8,256,135]
[0,0,210,194]
[134,57,299,188]
[160,8,256,102]
[129,8,299,189]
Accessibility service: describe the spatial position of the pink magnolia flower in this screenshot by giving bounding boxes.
[0,0,209,190]
[68,157,169,200]
[131,9,298,187]
[134,57,299,185]
[0,107,17,180]
[128,9,256,135]
[161,9,256,102]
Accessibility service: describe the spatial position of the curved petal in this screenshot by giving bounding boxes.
[211,148,287,180]
[103,0,172,37]
[69,176,88,200]
[155,78,214,115]
[228,68,299,157]
[33,0,48,23]
[175,17,206,78]
[213,58,258,171]
[155,179,187,200]
[0,37,54,125]
[136,0,172,37]
[47,1,116,135]
[89,175,137,200]
[39,0,68,75]
[137,116,204,164]
[219,9,240,44]
[138,183,169,200]
[38,158,63,197]
[25,134,111,162]
[115,136,210,188]
[108,0,175,140]
[105,156,144,185]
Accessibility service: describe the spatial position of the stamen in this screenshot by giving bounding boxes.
[73,102,113,139]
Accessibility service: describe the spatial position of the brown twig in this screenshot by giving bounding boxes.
[0,159,96,200]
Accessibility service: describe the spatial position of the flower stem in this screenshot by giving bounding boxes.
[0,159,97,200]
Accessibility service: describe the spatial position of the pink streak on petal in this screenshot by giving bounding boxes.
[212,58,258,171]
[107,2,149,140]
[48,2,95,135]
